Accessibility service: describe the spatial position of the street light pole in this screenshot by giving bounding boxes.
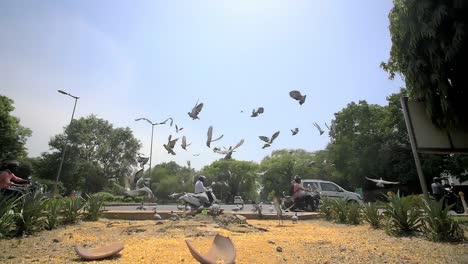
[55,90,79,195]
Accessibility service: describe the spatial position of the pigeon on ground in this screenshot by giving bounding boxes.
[292,213,298,224]
[289,90,306,105]
[259,131,280,149]
[213,139,245,159]
[163,135,178,155]
[181,136,191,150]
[177,204,185,210]
[365,177,400,188]
[175,124,183,133]
[232,205,241,212]
[136,202,146,210]
[255,170,270,176]
[291,128,299,135]
[188,100,204,120]
[170,211,179,219]
[153,210,162,220]
[251,107,265,117]
[313,122,324,135]
[206,126,224,148]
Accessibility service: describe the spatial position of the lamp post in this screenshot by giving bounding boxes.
[55,90,79,195]
[135,118,157,177]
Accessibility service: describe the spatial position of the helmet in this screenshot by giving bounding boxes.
[433,177,441,183]
[293,175,301,183]
[198,176,206,182]
[2,160,19,173]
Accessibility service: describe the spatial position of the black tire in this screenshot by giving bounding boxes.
[455,199,465,214]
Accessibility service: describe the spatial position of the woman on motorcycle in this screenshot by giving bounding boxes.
[0,160,29,189]
[291,175,310,202]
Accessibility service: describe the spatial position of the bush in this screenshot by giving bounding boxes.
[14,190,47,236]
[0,194,19,238]
[320,198,334,221]
[383,191,421,236]
[62,197,84,224]
[361,202,383,229]
[420,198,464,242]
[93,192,116,202]
[44,198,63,230]
[331,199,348,224]
[83,194,104,221]
[347,202,361,225]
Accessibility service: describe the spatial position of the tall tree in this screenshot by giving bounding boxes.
[382,0,468,128]
[0,95,32,161]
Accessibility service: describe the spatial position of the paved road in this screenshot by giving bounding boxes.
[104,203,278,213]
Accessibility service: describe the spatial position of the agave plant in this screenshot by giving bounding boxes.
[319,198,334,221]
[361,202,383,229]
[420,198,464,242]
[83,194,104,221]
[347,202,361,225]
[383,191,421,236]
[331,199,348,224]
[0,194,19,238]
[44,197,63,230]
[62,196,84,224]
[14,190,48,236]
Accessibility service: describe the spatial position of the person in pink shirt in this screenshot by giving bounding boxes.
[291,175,311,201]
[0,160,29,189]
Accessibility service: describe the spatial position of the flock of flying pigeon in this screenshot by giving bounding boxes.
[155,90,330,161]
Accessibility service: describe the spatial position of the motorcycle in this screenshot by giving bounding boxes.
[442,185,464,214]
[281,189,321,212]
[170,187,220,212]
[1,176,43,199]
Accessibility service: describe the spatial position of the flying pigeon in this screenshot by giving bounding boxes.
[251,107,265,117]
[313,122,324,135]
[193,154,200,156]
[159,118,173,125]
[365,177,400,188]
[259,131,280,148]
[292,212,298,224]
[255,170,270,176]
[188,100,204,120]
[175,124,184,133]
[206,126,224,148]
[291,128,299,135]
[307,160,316,167]
[324,122,331,130]
[153,210,162,220]
[213,139,245,159]
[187,160,191,168]
[163,135,178,155]
[289,90,306,105]
[181,136,191,150]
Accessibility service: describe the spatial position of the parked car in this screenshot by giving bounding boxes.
[301,179,363,203]
[233,196,244,205]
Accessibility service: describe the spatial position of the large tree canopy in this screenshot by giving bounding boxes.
[382,0,468,128]
[0,95,32,161]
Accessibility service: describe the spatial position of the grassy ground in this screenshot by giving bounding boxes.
[0,215,466,263]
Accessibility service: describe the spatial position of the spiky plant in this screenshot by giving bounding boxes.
[331,199,348,224]
[361,202,383,229]
[0,194,19,238]
[420,198,464,242]
[14,190,47,236]
[83,194,104,221]
[44,197,63,230]
[383,191,421,236]
[62,196,84,224]
[320,198,334,221]
[347,202,362,225]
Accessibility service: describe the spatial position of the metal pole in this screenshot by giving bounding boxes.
[149,124,154,177]
[55,96,78,195]
[400,96,429,199]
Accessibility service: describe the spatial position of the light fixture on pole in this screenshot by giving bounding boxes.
[55,90,79,195]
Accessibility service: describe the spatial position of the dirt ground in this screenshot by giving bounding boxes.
[0,214,467,264]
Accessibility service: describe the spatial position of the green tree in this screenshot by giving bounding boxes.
[0,95,32,161]
[149,161,194,201]
[382,0,468,129]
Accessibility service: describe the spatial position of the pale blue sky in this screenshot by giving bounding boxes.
[0,0,404,169]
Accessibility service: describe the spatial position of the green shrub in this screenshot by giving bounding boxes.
[0,194,19,238]
[331,199,348,224]
[62,197,84,224]
[14,190,47,236]
[361,202,383,229]
[320,198,334,221]
[93,192,115,202]
[347,202,361,225]
[44,198,63,230]
[383,191,421,236]
[420,198,464,242]
[83,194,104,221]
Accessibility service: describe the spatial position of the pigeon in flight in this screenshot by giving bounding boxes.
[206,126,224,148]
[175,124,184,133]
[307,160,316,167]
[325,122,331,130]
[163,135,178,155]
[251,107,265,117]
[181,136,191,150]
[313,122,324,135]
[255,170,270,176]
[259,131,280,149]
[159,118,173,126]
[193,154,200,156]
[365,177,400,188]
[289,90,306,105]
[214,139,245,159]
[291,128,299,136]
[188,100,204,120]
[187,160,191,168]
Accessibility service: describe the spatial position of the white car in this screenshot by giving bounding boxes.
[301,179,363,203]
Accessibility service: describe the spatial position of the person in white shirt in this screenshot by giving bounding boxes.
[194,176,213,205]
